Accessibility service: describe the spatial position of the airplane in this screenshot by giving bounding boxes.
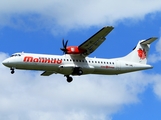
[2,26,157,82]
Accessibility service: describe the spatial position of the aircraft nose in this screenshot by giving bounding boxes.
[2,59,9,66]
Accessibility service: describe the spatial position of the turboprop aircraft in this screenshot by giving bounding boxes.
[2,26,157,82]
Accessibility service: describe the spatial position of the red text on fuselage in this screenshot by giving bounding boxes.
[23,56,62,64]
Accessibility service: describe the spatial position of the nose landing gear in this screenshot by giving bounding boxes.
[10,67,15,74]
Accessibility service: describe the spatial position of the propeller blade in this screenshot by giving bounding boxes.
[64,40,68,48]
[61,39,68,54]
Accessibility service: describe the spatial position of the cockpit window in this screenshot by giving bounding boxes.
[10,53,21,57]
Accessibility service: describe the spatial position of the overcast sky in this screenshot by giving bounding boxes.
[0,0,161,120]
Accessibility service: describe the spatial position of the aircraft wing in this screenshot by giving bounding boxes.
[79,26,114,56]
[41,71,55,76]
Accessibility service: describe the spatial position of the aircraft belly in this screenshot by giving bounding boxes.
[81,65,95,74]
[92,66,119,75]
[15,62,59,71]
[56,64,75,75]
[118,61,153,74]
[93,70,119,75]
[56,64,95,75]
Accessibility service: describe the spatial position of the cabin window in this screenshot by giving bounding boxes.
[79,60,81,62]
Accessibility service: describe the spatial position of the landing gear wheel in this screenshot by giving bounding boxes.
[78,70,83,75]
[66,76,73,83]
[10,67,15,74]
[11,70,15,74]
[72,67,83,75]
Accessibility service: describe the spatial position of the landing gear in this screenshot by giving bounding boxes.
[77,69,83,75]
[64,67,83,83]
[10,67,15,74]
[72,67,83,75]
[65,75,73,83]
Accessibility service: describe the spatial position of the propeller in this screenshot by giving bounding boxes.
[60,39,68,54]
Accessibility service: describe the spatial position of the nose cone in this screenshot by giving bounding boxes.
[2,59,9,67]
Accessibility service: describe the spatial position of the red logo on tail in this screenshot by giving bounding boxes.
[137,48,146,60]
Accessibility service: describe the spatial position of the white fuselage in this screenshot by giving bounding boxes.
[2,53,152,76]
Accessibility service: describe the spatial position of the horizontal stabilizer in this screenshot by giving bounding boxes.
[140,37,157,45]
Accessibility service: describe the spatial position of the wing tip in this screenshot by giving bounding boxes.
[104,26,114,29]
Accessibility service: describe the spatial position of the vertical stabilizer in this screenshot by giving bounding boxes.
[121,37,157,64]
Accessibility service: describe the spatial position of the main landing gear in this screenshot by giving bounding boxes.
[10,67,15,74]
[65,68,83,83]
[65,75,73,83]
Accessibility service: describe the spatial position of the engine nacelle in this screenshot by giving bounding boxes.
[66,46,85,54]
